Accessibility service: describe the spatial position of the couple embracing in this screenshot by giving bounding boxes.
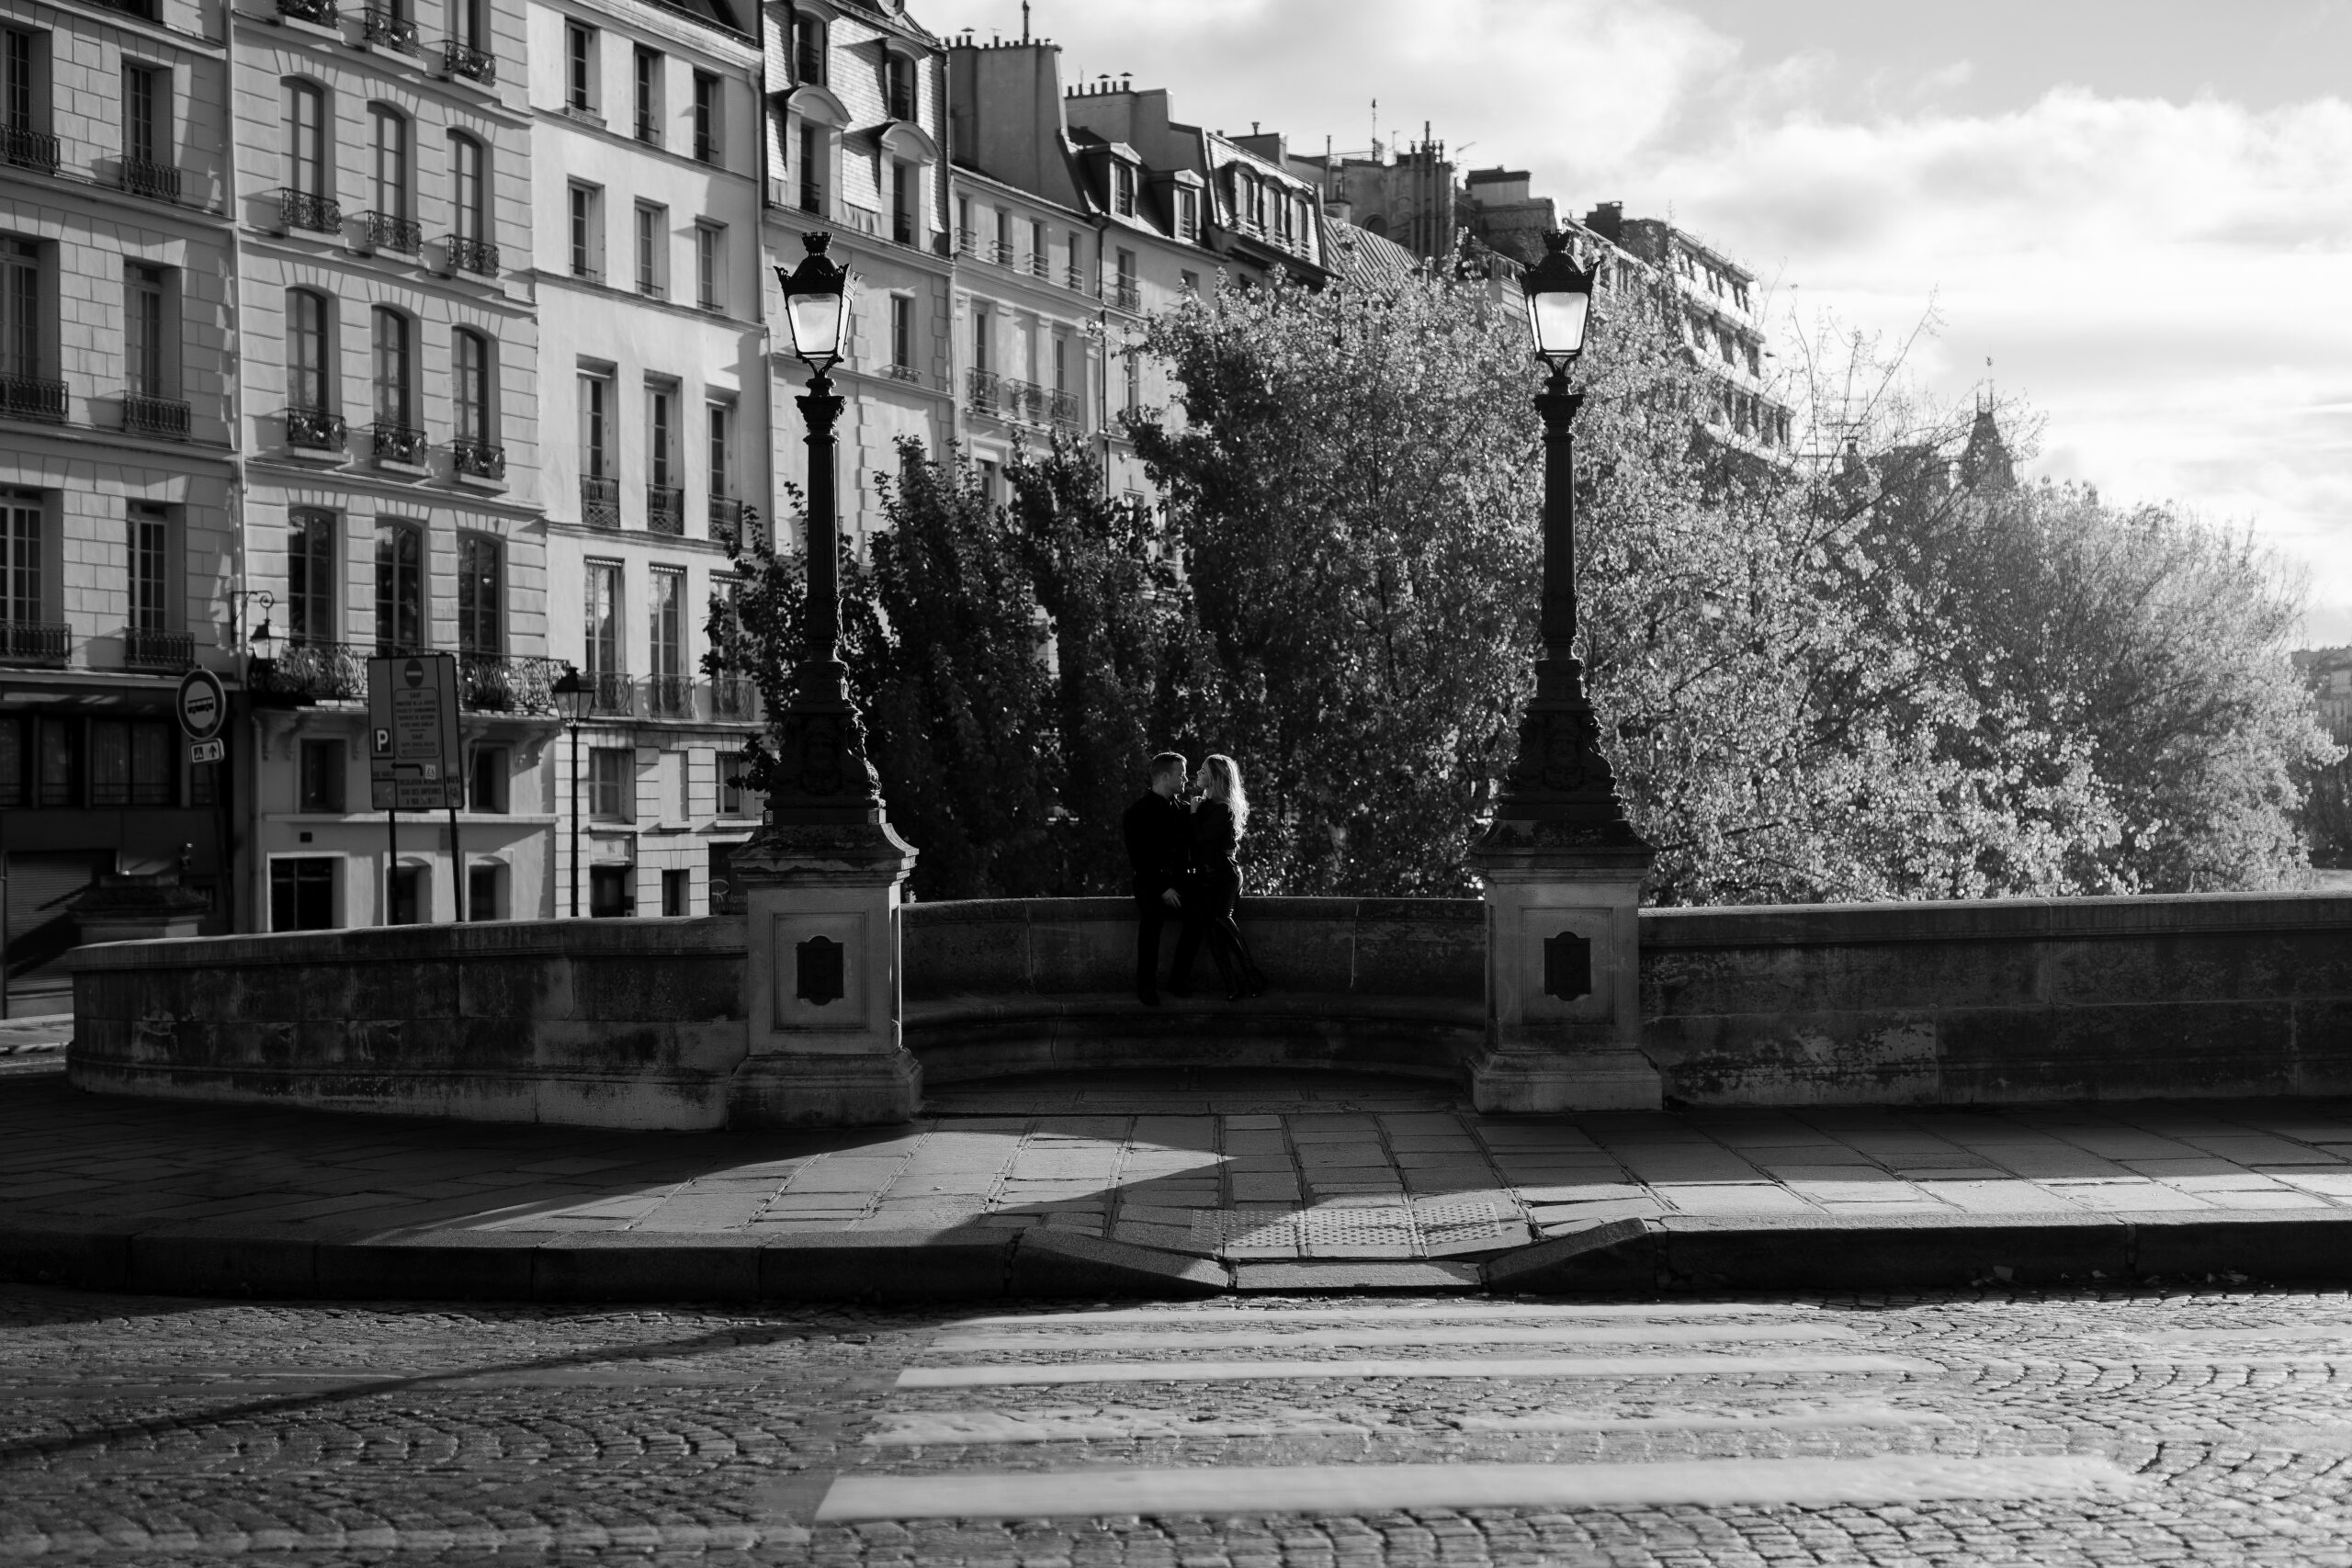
[1122,750,1269,1005]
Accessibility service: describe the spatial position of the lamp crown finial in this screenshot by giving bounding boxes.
[1544,229,1569,254]
[803,230,832,258]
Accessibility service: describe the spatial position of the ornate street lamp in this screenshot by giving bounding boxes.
[551,662,592,917]
[764,230,888,824]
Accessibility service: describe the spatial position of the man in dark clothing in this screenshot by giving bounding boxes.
[1122,751,1192,1005]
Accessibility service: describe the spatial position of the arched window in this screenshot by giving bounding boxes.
[369,105,408,222]
[287,288,333,412]
[371,307,412,429]
[453,328,492,444]
[373,518,423,654]
[283,80,328,197]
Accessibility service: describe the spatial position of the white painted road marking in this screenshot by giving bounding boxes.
[898,1355,1933,1388]
[814,1455,2143,1520]
[952,1303,1820,1326]
[2129,1324,2352,1343]
[1450,1406,1958,1434]
[927,1323,1854,1352]
[868,1411,1383,1445]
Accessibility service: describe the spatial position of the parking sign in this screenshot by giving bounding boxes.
[367,654,465,810]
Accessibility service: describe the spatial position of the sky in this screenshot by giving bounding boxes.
[921,0,2352,643]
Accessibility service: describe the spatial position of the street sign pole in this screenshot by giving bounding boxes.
[368,654,464,925]
[387,809,399,926]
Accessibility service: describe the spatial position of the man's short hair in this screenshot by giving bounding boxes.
[1149,751,1189,782]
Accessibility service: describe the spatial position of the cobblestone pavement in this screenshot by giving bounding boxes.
[9,1282,2352,1564]
[14,1066,2352,1260]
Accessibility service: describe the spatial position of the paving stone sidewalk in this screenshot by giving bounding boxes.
[9,1063,2352,1270]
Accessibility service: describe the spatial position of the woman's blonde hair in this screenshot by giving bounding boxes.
[1204,753,1250,838]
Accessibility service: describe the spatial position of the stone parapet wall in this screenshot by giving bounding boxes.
[70,920,749,1129]
[1641,891,2352,1105]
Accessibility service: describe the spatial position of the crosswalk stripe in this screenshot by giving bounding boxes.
[952,1303,1817,1327]
[926,1324,1853,1352]
[814,1455,2140,1520]
[1451,1406,1957,1434]
[898,1355,1932,1388]
[865,1404,1955,1447]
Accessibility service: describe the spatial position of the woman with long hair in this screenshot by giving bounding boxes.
[1184,752,1267,1000]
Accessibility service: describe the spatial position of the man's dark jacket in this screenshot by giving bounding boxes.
[1123,791,1192,897]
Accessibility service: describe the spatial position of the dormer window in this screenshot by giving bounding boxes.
[884,52,914,120]
[1111,160,1135,218]
[1175,186,1198,242]
[793,15,824,85]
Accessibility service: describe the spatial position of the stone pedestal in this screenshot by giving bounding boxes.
[726,821,922,1127]
[1471,826,1660,1112]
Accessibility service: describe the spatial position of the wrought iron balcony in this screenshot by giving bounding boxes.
[646,484,684,535]
[372,422,428,465]
[966,367,1002,417]
[252,639,365,704]
[441,40,496,84]
[279,188,342,234]
[581,476,619,528]
[119,157,181,203]
[1064,264,1089,293]
[362,7,416,50]
[122,628,193,672]
[0,374,67,422]
[885,363,922,385]
[637,276,666,300]
[990,240,1013,267]
[586,669,633,716]
[284,406,347,452]
[1110,278,1142,311]
[710,673,760,721]
[458,652,560,715]
[1028,253,1050,279]
[709,498,767,554]
[797,182,821,216]
[277,0,338,23]
[3,127,60,175]
[1047,389,1080,429]
[646,672,692,718]
[452,436,505,480]
[122,392,190,439]
[1004,378,1045,423]
[0,622,71,668]
[361,210,423,254]
[955,227,978,258]
[445,233,500,276]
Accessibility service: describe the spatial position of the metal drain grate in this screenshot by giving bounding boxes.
[1296,1207,1418,1248]
[1186,1200,1518,1255]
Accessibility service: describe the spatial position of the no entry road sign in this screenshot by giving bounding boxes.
[368,654,464,811]
[175,668,226,742]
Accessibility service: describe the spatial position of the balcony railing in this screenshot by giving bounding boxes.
[277,0,338,23]
[279,188,342,234]
[586,669,632,715]
[285,406,347,451]
[122,628,194,672]
[362,7,416,50]
[441,39,497,84]
[122,392,190,439]
[372,422,428,466]
[452,436,505,480]
[458,652,560,715]
[955,227,978,258]
[581,476,619,528]
[362,210,423,254]
[797,181,820,215]
[445,233,500,276]
[709,498,767,555]
[966,367,1001,417]
[646,483,684,535]
[1047,389,1080,429]
[254,640,362,704]
[0,622,71,668]
[1004,378,1045,423]
[1110,278,1142,311]
[3,127,61,175]
[119,157,182,203]
[711,673,760,721]
[1,374,67,422]
[637,277,666,300]
[646,671,692,717]
[1064,264,1089,293]
[1027,253,1050,280]
[885,364,922,386]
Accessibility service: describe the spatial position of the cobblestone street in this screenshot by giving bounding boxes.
[7,1282,2352,1564]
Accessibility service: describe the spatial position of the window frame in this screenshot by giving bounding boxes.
[372,516,424,655]
[368,103,409,222]
[287,288,334,413]
[284,78,329,197]
[457,531,501,656]
[288,507,335,646]
[370,305,413,429]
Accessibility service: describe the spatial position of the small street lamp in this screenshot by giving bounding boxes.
[551,662,592,917]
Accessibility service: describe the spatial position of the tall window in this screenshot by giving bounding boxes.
[288,509,334,645]
[695,221,721,309]
[970,302,989,374]
[568,183,601,277]
[564,21,594,112]
[457,534,500,654]
[889,295,912,373]
[369,105,408,220]
[632,45,661,142]
[584,560,620,675]
[449,133,485,242]
[1123,348,1139,412]
[373,519,422,653]
[1,239,35,382]
[645,382,674,488]
[890,161,913,244]
[793,14,823,83]
[1176,186,1198,242]
[589,748,632,822]
[371,307,412,429]
[130,503,167,635]
[884,52,913,119]
[1,491,39,625]
[1052,333,1069,395]
[123,62,165,165]
[125,264,168,397]
[706,401,729,499]
[634,201,664,297]
[5,31,40,139]
[691,70,717,162]
[453,329,492,443]
[1116,247,1136,304]
[284,80,327,197]
[1111,161,1135,217]
[797,121,821,213]
[579,372,609,478]
[649,566,684,682]
[1028,218,1046,270]
[287,289,332,412]
[448,0,485,50]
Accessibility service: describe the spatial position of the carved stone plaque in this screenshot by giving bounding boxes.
[1543,931,1593,1001]
[797,934,846,1007]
